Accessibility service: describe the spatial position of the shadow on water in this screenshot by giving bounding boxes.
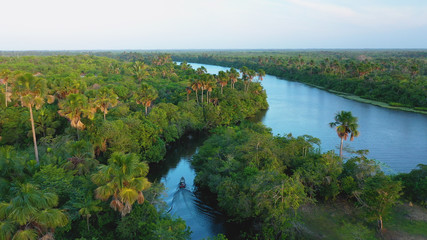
[147,132,229,239]
[147,132,208,183]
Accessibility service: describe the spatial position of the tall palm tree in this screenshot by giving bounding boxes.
[329,111,360,159]
[200,75,207,104]
[190,78,201,103]
[91,152,151,217]
[240,66,249,80]
[228,68,239,89]
[94,87,119,120]
[13,73,47,163]
[257,69,265,82]
[0,183,68,240]
[205,78,215,104]
[0,69,12,107]
[218,71,228,95]
[185,86,192,102]
[134,84,158,115]
[247,69,257,92]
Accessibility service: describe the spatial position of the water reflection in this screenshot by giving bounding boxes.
[147,133,225,240]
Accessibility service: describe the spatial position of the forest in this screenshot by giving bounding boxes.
[0,52,426,240]
[0,53,267,239]
[171,50,427,112]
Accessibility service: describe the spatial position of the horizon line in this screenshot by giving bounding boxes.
[1,48,427,52]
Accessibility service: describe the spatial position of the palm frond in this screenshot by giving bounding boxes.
[11,229,38,240]
[35,209,68,228]
[0,220,17,240]
[94,185,114,201]
[119,188,138,205]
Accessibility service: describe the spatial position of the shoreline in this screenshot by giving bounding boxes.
[177,60,427,115]
[302,82,427,115]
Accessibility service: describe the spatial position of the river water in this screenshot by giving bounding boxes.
[148,62,427,239]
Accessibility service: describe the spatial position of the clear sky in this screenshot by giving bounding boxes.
[1,0,426,50]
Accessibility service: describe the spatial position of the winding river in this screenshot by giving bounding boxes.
[148,62,427,239]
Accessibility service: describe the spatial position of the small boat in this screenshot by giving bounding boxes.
[179,177,186,188]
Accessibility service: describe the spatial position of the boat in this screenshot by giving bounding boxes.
[179,177,186,188]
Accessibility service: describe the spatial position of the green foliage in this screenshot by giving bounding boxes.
[193,123,320,238]
[173,50,427,109]
[395,164,427,206]
[203,234,229,240]
[355,173,402,229]
[295,151,342,200]
[0,183,68,240]
[32,164,75,204]
[0,108,30,145]
[91,152,151,216]
[117,203,191,240]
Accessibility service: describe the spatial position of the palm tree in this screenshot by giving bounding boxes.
[200,75,207,104]
[240,66,249,80]
[205,74,216,104]
[91,152,151,217]
[0,69,12,107]
[218,71,228,95]
[94,87,119,120]
[63,140,98,175]
[131,61,149,82]
[228,68,239,89]
[247,69,257,91]
[196,66,207,75]
[240,67,251,92]
[73,194,102,231]
[0,183,68,240]
[185,87,192,102]
[134,84,158,115]
[58,93,95,131]
[257,69,266,82]
[13,73,47,163]
[190,78,201,103]
[329,111,360,159]
[52,77,85,100]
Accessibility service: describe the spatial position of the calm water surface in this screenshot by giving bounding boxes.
[188,62,427,173]
[148,134,226,240]
[150,62,427,240]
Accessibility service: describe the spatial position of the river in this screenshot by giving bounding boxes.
[148,62,427,239]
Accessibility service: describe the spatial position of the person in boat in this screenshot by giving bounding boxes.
[179,177,186,188]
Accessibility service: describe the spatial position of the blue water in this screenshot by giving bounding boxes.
[186,62,427,173]
[152,62,427,240]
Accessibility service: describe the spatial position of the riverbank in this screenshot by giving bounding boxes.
[172,53,426,115]
[302,82,427,115]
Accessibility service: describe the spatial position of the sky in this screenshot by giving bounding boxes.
[1,0,426,50]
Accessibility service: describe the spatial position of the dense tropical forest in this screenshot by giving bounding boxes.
[0,53,267,239]
[171,50,427,112]
[0,51,426,240]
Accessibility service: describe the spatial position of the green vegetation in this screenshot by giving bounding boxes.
[0,51,425,240]
[171,50,427,111]
[0,53,267,239]
[192,121,423,239]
